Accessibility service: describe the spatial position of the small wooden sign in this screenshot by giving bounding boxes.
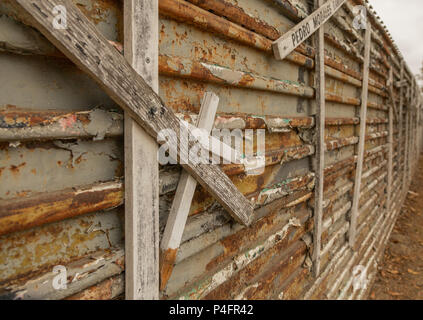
[272,0,347,60]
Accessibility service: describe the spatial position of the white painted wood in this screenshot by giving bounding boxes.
[160,92,219,290]
[183,122,241,164]
[399,61,405,196]
[272,0,346,60]
[312,0,326,278]
[349,26,371,248]
[124,0,159,300]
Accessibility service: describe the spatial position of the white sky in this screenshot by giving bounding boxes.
[370,0,423,77]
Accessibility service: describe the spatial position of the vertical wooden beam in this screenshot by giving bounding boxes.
[271,0,347,60]
[404,109,410,195]
[408,105,412,185]
[417,105,420,157]
[410,109,413,176]
[416,107,418,167]
[349,25,371,248]
[399,61,405,195]
[410,82,416,175]
[159,92,220,291]
[12,0,254,225]
[387,68,394,214]
[312,0,325,277]
[124,0,159,300]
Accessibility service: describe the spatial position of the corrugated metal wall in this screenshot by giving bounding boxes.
[0,0,421,299]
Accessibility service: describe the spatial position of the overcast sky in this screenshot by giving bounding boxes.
[370,0,423,77]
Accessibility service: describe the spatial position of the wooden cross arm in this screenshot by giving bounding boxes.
[13,0,253,226]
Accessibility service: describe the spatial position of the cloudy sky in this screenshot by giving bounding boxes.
[370,0,423,77]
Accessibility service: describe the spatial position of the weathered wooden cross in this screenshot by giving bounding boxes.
[11,0,253,300]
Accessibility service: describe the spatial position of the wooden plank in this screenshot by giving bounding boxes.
[13,0,254,226]
[414,103,418,171]
[410,84,414,175]
[387,69,394,213]
[387,71,399,124]
[409,87,413,182]
[413,82,420,170]
[415,86,419,168]
[160,92,219,291]
[409,104,412,182]
[312,0,326,277]
[420,100,422,158]
[418,100,422,160]
[349,25,371,248]
[399,61,405,195]
[272,0,346,60]
[124,0,159,300]
[404,110,410,194]
[183,122,241,164]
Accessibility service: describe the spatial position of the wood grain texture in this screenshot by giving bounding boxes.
[387,69,399,123]
[124,0,159,300]
[349,26,371,248]
[312,0,326,277]
[160,92,219,291]
[12,0,254,226]
[404,111,410,191]
[272,0,346,60]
